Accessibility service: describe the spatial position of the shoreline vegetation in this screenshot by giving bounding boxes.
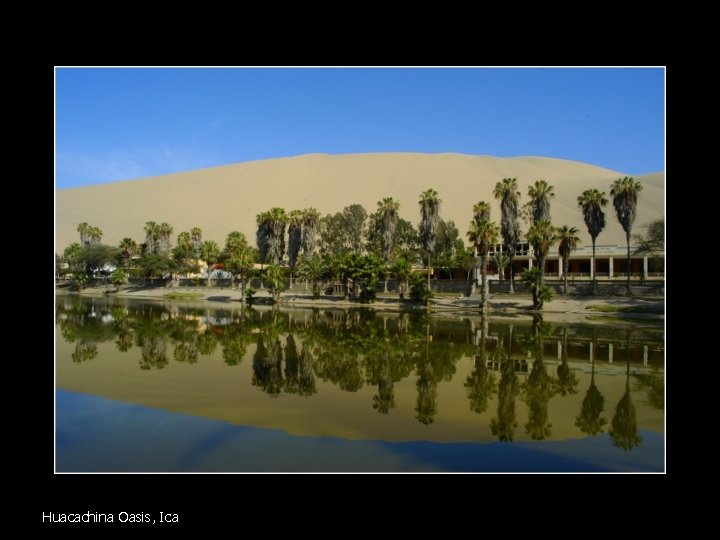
[56,285,663,324]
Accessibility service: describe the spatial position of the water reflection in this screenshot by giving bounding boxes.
[56,296,663,446]
[522,316,554,440]
[575,357,607,436]
[609,354,643,451]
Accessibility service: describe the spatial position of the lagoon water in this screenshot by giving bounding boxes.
[56,295,664,472]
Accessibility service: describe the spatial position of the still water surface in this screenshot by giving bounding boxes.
[56,295,664,472]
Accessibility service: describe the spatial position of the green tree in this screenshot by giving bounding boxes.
[190,227,203,259]
[493,252,509,281]
[633,218,664,275]
[467,215,499,313]
[377,197,400,292]
[527,180,555,223]
[157,222,173,256]
[610,177,643,295]
[493,178,522,293]
[77,222,103,245]
[431,219,461,271]
[298,254,329,299]
[418,189,441,288]
[318,204,368,257]
[577,189,608,294]
[287,210,303,284]
[301,208,320,256]
[201,240,221,286]
[109,269,127,291]
[222,231,249,289]
[473,201,491,221]
[390,257,412,300]
[526,219,557,287]
[408,271,431,304]
[520,267,553,310]
[265,264,286,304]
[557,225,581,294]
[118,237,138,268]
[144,221,159,254]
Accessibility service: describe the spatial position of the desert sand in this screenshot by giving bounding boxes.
[56,153,664,251]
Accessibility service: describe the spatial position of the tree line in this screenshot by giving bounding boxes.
[58,176,656,309]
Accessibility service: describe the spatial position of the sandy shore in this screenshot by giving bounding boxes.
[58,284,664,325]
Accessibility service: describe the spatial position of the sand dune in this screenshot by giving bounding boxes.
[56,153,664,251]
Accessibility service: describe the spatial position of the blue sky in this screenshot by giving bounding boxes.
[55,67,664,189]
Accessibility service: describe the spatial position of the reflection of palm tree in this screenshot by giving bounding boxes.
[72,340,98,363]
[415,363,438,425]
[296,344,317,397]
[556,327,579,396]
[609,357,643,450]
[372,350,396,414]
[197,329,218,356]
[522,317,555,440]
[523,359,553,440]
[490,355,519,441]
[284,335,301,393]
[252,335,284,395]
[139,335,168,370]
[465,317,497,414]
[575,357,607,435]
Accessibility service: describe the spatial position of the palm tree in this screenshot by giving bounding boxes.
[190,227,203,259]
[201,240,220,287]
[418,189,441,289]
[287,210,303,286]
[467,216,499,313]
[493,252,509,281]
[87,226,103,245]
[527,180,555,223]
[176,231,192,259]
[118,237,137,267]
[557,225,581,294]
[493,178,521,293]
[77,222,90,245]
[473,201,491,221]
[157,222,173,256]
[610,177,643,295]
[301,208,320,256]
[377,197,400,292]
[298,254,328,299]
[255,211,270,268]
[144,221,158,254]
[223,231,249,288]
[577,189,608,294]
[265,264,286,304]
[390,257,412,300]
[526,219,557,287]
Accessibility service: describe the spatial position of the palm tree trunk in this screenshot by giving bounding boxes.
[563,257,569,295]
[480,254,489,313]
[427,256,431,293]
[384,275,389,293]
[508,255,515,294]
[591,239,597,295]
[625,231,632,296]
